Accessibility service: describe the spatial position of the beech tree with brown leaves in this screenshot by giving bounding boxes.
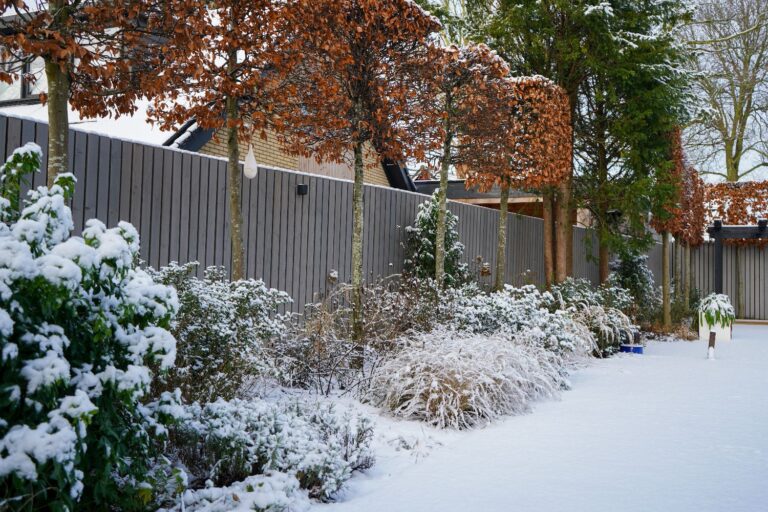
[413,42,509,287]
[0,0,163,185]
[676,165,706,310]
[146,0,298,281]
[650,128,686,328]
[462,75,571,290]
[280,0,441,340]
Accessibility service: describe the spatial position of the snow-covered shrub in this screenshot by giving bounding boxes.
[608,251,661,322]
[404,190,468,287]
[698,293,735,329]
[547,278,635,356]
[444,284,596,358]
[170,398,374,499]
[280,276,442,393]
[548,277,633,314]
[369,328,567,429]
[0,144,179,510]
[151,262,291,402]
[175,471,310,512]
[569,304,634,356]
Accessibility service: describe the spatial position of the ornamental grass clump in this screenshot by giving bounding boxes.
[369,328,567,429]
[0,145,179,510]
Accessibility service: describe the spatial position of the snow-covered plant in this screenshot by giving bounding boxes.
[404,191,468,287]
[569,304,634,356]
[174,471,310,512]
[170,398,374,500]
[608,251,661,322]
[281,276,442,393]
[0,144,179,510]
[151,262,291,403]
[369,328,567,429]
[443,284,596,357]
[698,293,735,329]
[548,277,633,314]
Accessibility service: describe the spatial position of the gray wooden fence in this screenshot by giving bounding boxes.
[672,242,767,320]
[1,113,657,312]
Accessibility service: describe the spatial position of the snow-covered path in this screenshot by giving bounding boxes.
[316,325,768,512]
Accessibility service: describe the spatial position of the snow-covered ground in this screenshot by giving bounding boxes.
[316,325,768,512]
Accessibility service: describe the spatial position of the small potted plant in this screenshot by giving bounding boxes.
[698,293,735,342]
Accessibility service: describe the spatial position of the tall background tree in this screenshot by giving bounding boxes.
[147,0,298,281]
[684,0,768,182]
[0,0,162,185]
[281,0,441,340]
[572,0,689,283]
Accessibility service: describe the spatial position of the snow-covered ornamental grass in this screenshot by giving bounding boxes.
[0,145,179,510]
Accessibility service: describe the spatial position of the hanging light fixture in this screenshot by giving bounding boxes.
[243,143,258,179]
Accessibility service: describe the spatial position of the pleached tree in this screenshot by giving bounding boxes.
[0,0,164,185]
[279,0,441,341]
[413,43,510,287]
[146,0,301,281]
[650,128,686,328]
[462,76,572,290]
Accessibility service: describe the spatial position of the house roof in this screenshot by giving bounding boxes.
[163,120,417,191]
[413,179,539,201]
[0,100,177,146]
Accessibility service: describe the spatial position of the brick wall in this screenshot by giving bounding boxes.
[200,128,391,187]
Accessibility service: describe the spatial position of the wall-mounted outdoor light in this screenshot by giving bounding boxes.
[297,183,309,195]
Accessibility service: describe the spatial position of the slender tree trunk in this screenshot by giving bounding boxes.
[554,183,569,283]
[495,183,509,291]
[351,140,365,343]
[662,231,671,328]
[564,176,574,276]
[45,57,70,187]
[543,189,555,288]
[225,95,245,281]
[735,246,743,318]
[683,242,691,311]
[434,131,452,287]
[598,229,610,284]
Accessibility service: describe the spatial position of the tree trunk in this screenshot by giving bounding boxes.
[662,231,671,328]
[554,182,569,283]
[45,57,70,187]
[735,245,743,318]
[683,242,691,311]
[434,131,452,287]
[543,189,555,288]
[351,140,365,343]
[564,176,574,277]
[598,229,610,283]
[494,183,509,292]
[225,95,245,281]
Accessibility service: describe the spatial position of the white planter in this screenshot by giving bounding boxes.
[699,313,732,342]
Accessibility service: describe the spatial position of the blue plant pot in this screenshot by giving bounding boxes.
[620,344,644,355]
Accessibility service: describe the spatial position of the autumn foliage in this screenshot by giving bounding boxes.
[278,0,442,165]
[0,0,160,117]
[677,166,706,247]
[706,181,768,245]
[650,128,686,235]
[461,76,572,192]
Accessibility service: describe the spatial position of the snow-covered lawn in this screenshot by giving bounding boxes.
[316,325,768,512]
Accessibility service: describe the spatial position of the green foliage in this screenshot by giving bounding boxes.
[151,262,292,403]
[607,250,661,323]
[404,191,468,287]
[698,293,735,329]
[0,145,179,510]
